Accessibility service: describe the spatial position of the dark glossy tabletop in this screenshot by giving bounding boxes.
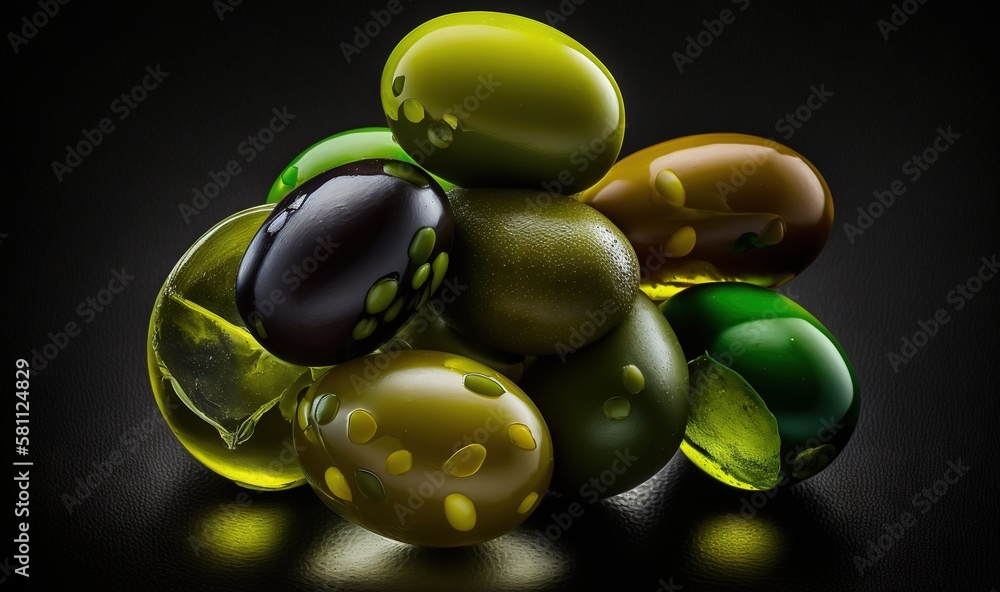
[6,1,998,590]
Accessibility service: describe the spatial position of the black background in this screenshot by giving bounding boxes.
[5,1,999,590]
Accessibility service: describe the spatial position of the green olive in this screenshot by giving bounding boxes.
[441,187,640,356]
[293,351,553,547]
[660,283,859,484]
[381,11,625,193]
[265,127,453,204]
[519,292,689,498]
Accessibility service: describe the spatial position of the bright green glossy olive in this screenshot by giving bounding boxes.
[381,11,625,193]
[293,351,553,547]
[441,187,639,356]
[265,127,453,204]
[519,292,689,498]
[660,283,859,484]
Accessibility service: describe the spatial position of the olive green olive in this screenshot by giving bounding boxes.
[293,350,553,547]
[381,11,625,193]
[519,292,689,498]
[441,187,640,356]
[660,283,859,483]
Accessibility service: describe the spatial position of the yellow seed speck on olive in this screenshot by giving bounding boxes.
[348,410,377,444]
[325,467,353,501]
[444,493,477,531]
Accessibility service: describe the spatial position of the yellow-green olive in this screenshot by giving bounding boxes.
[382,11,625,193]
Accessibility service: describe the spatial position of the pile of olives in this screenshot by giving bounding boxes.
[147,11,858,548]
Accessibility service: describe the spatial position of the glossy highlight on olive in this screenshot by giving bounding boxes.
[577,133,833,300]
[381,11,625,193]
[236,159,454,367]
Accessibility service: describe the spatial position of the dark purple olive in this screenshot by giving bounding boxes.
[235,159,454,367]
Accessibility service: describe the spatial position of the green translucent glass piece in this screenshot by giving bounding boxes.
[680,354,781,491]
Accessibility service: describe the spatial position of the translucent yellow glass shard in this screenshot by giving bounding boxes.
[153,293,309,450]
